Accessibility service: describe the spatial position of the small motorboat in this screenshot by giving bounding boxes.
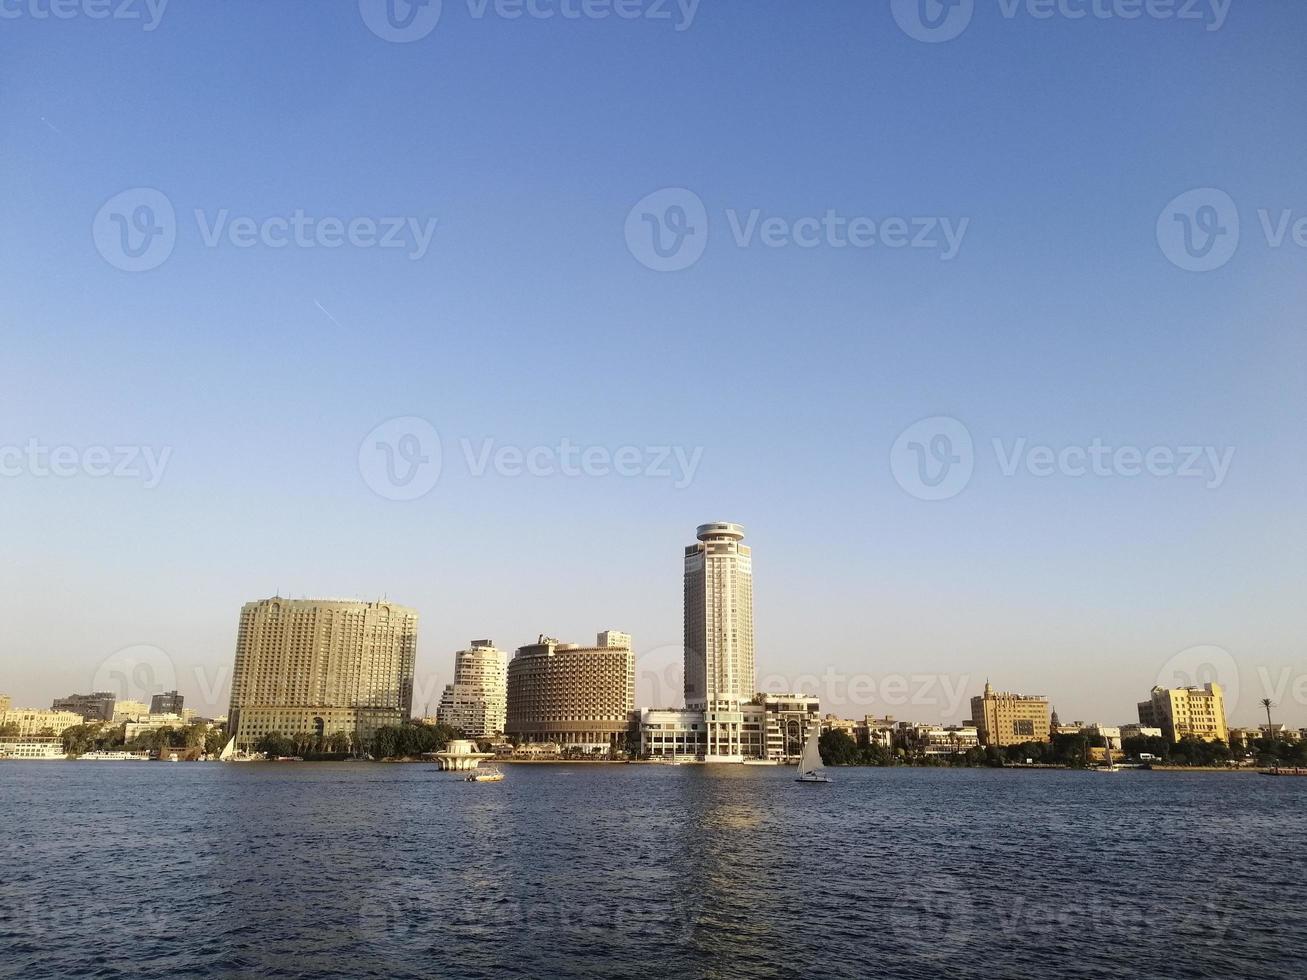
[466,766,504,782]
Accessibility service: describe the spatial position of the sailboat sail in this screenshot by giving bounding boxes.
[218,737,236,762]
[798,726,823,775]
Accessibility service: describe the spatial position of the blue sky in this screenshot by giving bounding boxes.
[2,1,1304,726]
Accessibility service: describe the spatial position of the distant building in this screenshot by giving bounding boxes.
[226,597,418,750]
[971,681,1051,747]
[506,632,634,751]
[639,707,705,759]
[52,692,117,722]
[1121,724,1163,740]
[123,714,190,742]
[639,693,819,761]
[684,522,756,762]
[112,700,150,722]
[436,641,508,737]
[0,694,10,714]
[150,691,184,715]
[1137,683,1228,743]
[0,708,85,738]
[908,724,980,756]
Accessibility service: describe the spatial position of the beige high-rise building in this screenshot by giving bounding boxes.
[971,681,1051,747]
[227,597,417,750]
[1137,683,1228,743]
[506,631,634,751]
[684,522,756,761]
[436,640,507,737]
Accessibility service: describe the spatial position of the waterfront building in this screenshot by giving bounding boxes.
[638,707,706,759]
[909,724,980,756]
[863,716,898,750]
[0,694,9,713]
[52,692,116,722]
[123,713,189,742]
[0,708,85,738]
[112,700,150,722]
[506,632,634,751]
[1136,683,1228,743]
[759,694,819,760]
[226,597,418,750]
[822,715,860,740]
[150,691,184,715]
[1120,724,1163,740]
[436,641,507,737]
[970,681,1051,747]
[684,522,756,762]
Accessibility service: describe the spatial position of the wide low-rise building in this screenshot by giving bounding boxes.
[971,681,1051,747]
[226,597,418,750]
[639,694,820,762]
[506,632,634,751]
[1137,683,1228,743]
[51,692,116,722]
[0,707,85,738]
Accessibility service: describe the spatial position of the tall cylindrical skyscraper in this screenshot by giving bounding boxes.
[684,522,755,718]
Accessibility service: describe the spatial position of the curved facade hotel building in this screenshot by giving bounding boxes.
[227,597,418,750]
[505,631,634,751]
[436,641,508,737]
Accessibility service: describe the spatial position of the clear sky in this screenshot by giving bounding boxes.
[2,1,1303,727]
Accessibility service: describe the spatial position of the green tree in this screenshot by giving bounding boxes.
[818,729,860,766]
[255,731,294,758]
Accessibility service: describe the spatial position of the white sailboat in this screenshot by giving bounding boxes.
[218,737,237,762]
[794,725,830,783]
[1094,740,1122,772]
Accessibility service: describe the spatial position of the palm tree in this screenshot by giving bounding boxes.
[1260,698,1275,735]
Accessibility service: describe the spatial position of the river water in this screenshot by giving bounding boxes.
[1,763,1301,979]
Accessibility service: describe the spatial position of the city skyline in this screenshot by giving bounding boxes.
[3,5,1304,733]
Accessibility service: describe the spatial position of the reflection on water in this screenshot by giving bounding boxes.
[1,763,1304,979]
